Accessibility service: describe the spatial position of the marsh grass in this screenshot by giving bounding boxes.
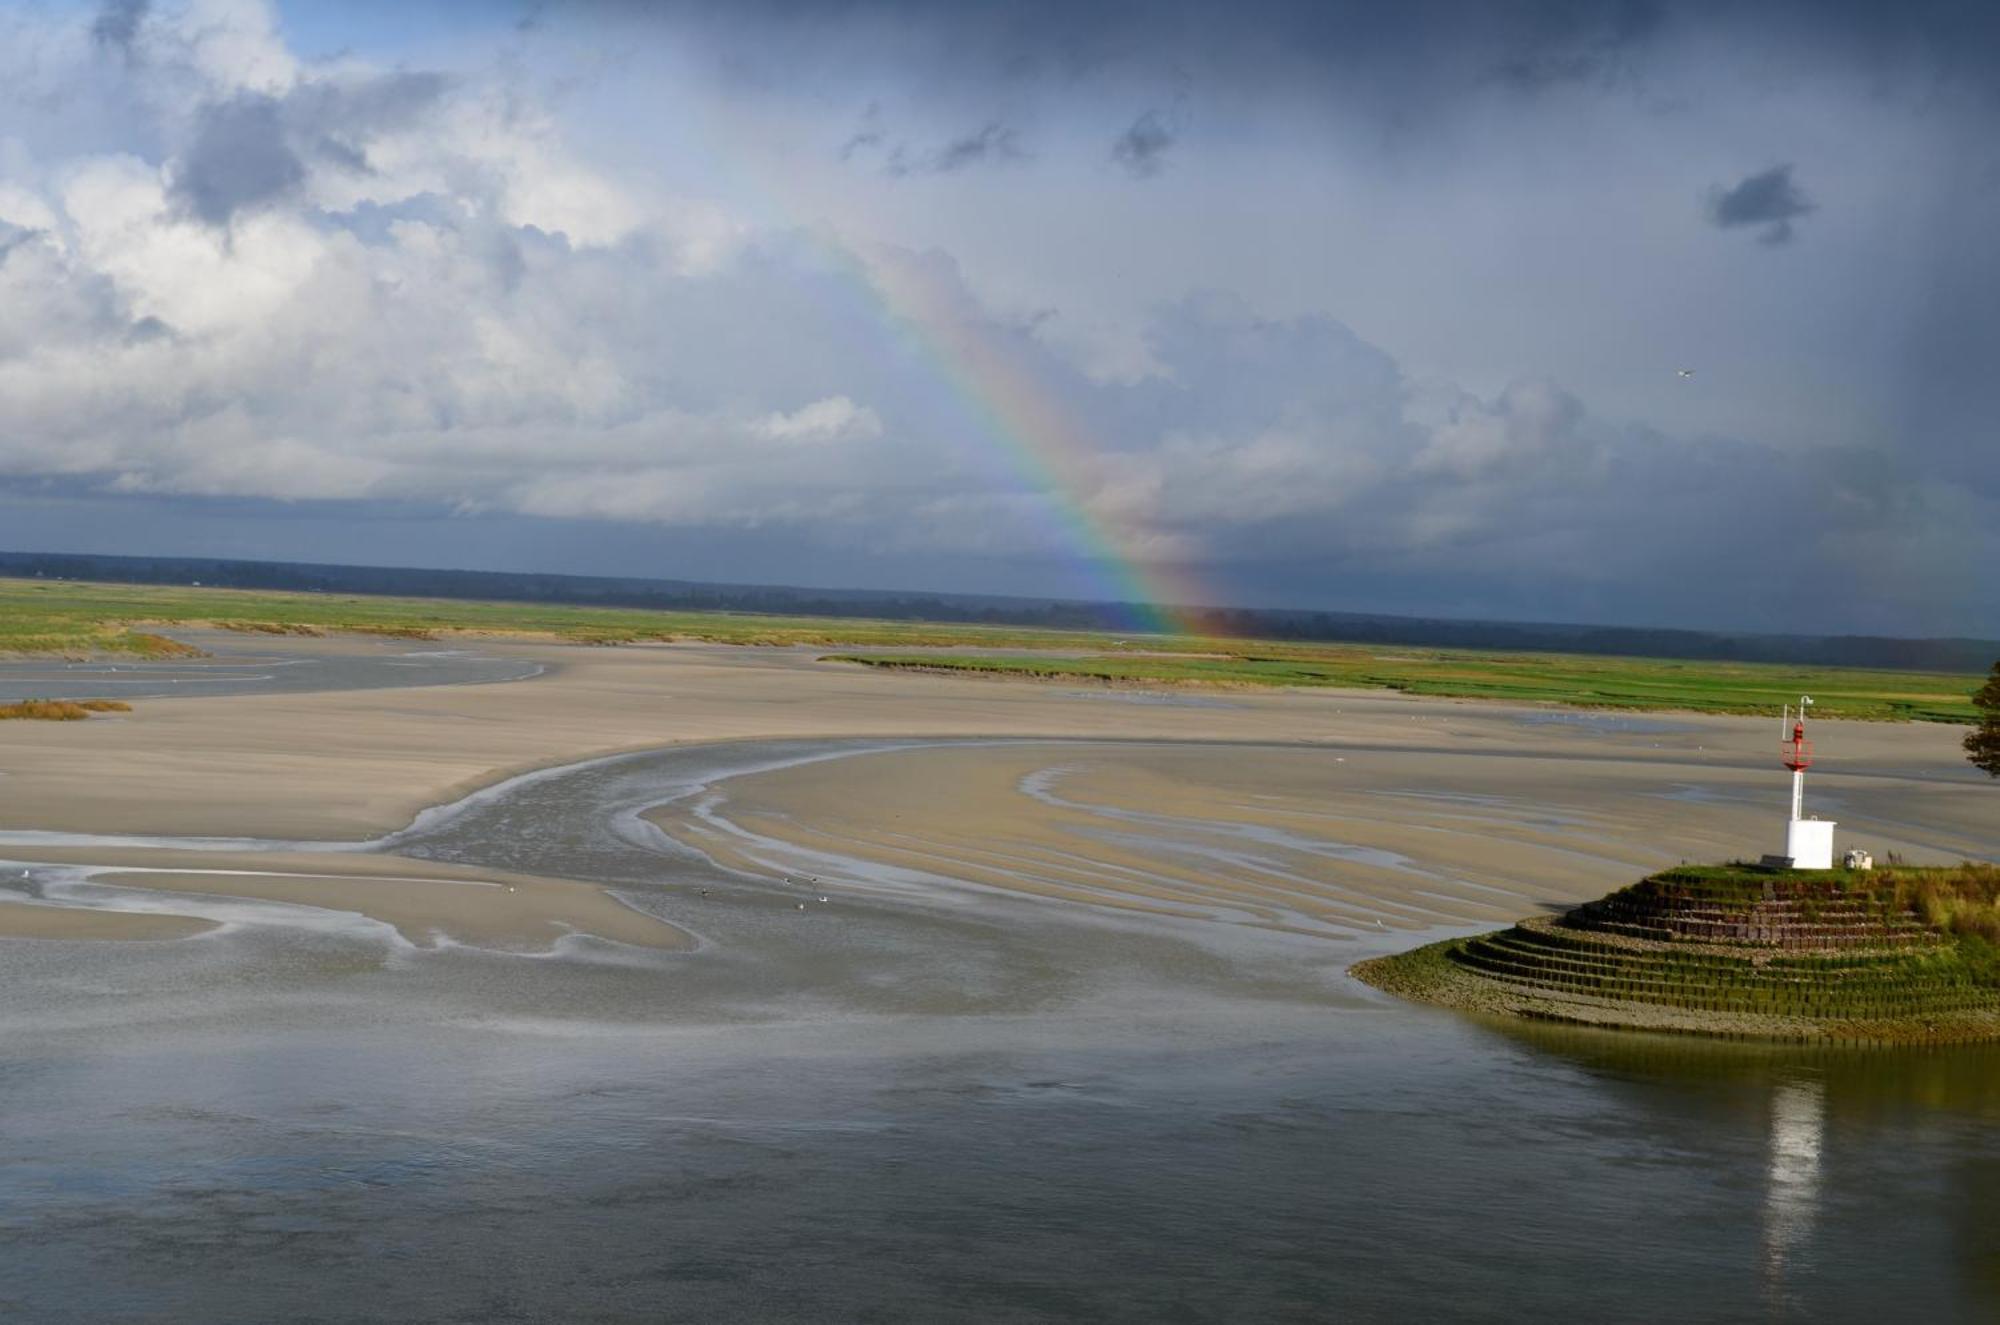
[0,698,133,721]
[829,649,1982,721]
[0,577,1148,657]
[1882,864,2000,944]
[0,575,1982,721]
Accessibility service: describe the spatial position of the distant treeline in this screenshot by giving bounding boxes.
[0,550,1992,673]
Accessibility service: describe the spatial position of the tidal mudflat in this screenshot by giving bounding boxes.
[1,642,1995,1321]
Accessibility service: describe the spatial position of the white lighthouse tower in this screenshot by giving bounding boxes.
[1778,696,1835,869]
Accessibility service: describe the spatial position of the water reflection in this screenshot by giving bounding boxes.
[1473,1016,2000,1319]
[1763,1077,1824,1306]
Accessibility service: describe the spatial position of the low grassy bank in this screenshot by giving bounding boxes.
[0,575,1981,721]
[0,576,1151,656]
[826,649,1981,721]
[1355,864,2000,1043]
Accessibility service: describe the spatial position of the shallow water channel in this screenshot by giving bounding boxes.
[0,630,542,703]
[2,739,1997,1322]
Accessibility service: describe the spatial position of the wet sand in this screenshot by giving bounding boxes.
[0,636,1975,844]
[0,897,216,941]
[0,634,1985,952]
[647,738,1996,939]
[0,849,690,951]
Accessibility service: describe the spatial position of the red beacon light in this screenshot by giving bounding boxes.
[1783,714,1812,771]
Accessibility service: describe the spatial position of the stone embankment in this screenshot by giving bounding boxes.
[1354,865,2000,1043]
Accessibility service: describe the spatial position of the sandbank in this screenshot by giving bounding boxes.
[3,849,689,951]
[0,898,216,941]
[646,739,1995,938]
[0,636,1984,951]
[0,638,1975,844]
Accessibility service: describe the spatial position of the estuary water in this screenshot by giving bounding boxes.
[3,739,1998,1323]
[0,630,542,703]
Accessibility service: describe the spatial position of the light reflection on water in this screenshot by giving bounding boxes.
[1764,1078,1825,1308]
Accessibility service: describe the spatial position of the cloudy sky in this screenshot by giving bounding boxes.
[1,0,1996,633]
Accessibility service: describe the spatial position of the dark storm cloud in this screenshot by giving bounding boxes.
[169,72,450,225]
[603,0,1681,103]
[840,103,885,160]
[1111,110,1173,177]
[887,122,1024,176]
[124,316,173,345]
[0,221,39,264]
[839,102,1026,176]
[286,71,451,178]
[1489,0,1662,91]
[90,0,147,56]
[288,71,450,140]
[171,95,307,225]
[1707,164,1814,244]
[605,0,2000,120]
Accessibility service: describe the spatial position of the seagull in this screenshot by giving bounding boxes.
[796,902,807,910]
[1676,367,1696,379]
[818,896,829,904]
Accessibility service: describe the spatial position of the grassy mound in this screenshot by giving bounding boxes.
[1354,864,2000,1044]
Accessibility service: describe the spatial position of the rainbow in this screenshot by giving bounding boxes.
[683,101,1223,636]
[847,242,1219,636]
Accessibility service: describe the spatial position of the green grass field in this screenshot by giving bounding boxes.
[0,575,1983,722]
[0,576,1140,655]
[826,649,1983,721]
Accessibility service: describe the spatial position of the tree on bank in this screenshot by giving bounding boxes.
[1970,661,2000,778]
